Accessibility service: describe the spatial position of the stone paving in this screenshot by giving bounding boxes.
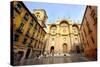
[17,54,91,65]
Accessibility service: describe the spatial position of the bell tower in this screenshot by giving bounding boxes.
[33,9,48,28]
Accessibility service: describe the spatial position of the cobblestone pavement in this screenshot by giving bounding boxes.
[16,54,92,65]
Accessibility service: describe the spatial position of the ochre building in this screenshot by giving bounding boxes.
[11,1,47,65]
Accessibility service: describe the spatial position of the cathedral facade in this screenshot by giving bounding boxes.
[45,19,82,55]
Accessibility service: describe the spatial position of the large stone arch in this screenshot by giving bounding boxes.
[59,20,69,25]
[50,24,57,35]
[59,20,70,35]
[50,24,57,29]
[50,46,54,55]
[72,24,79,31]
[63,43,68,53]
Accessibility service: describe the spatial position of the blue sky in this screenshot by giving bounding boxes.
[23,1,86,24]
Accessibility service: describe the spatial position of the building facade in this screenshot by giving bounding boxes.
[80,6,97,60]
[45,19,82,55]
[11,1,47,65]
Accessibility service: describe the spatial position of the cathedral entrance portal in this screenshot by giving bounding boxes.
[50,46,54,56]
[76,45,80,53]
[63,43,67,53]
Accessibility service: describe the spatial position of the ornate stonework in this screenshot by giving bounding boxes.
[33,9,48,28]
[45,19,81,55]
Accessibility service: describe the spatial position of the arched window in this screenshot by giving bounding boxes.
[61,23,68,32]
[72,24,79,34]
[74,35,79,44]
[60,21,69,34]
[35,12,41,20]
[50,25,57,35]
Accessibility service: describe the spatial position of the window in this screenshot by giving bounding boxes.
[87,41,89,47]
[52,38,54,41]
[91,36,95,44]
[82,33,84,42]
[37,42,40,48]
[34,41,37,48]
[50,26,57,35]
[15,3,22,14]
[72,26,78,34]
[23,38,27,44]
[36,12,40,19]
[31,31,35,39]
[13,10,18,23]
[37,25,39,31]
[60,23,68,33]
[29,39,33,45]
[35,24,37,30]
[30,20,33,26]
[26,21,33,37]
[88,6,91,9]
[29,23,33,30]
[16,22,24,33]
[24,13,29,21]
[62,26,67,33]
[13,10,18,20]
[34,24,39,31]
[36,15,40,19]
[13,34,19,41]
[91,10,97,24]
[86,20,92,33]
[83,29,86,37]
[33,21,36,27]
[26,29,30,37]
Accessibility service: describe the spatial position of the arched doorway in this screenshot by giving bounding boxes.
[63,43,67,53]
[76,45,80,53]
[25,48,31,59]
[17,51,24,61]
[50,46,54,56]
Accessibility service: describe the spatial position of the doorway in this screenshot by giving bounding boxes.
[25,48,31,59]
[63,43,67,53]
[17,51,24,61]
[76,45,80,53]
[50,46,54,55]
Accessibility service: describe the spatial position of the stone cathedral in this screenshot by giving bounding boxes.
[45,19,82,55]
[32,9,82,55]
